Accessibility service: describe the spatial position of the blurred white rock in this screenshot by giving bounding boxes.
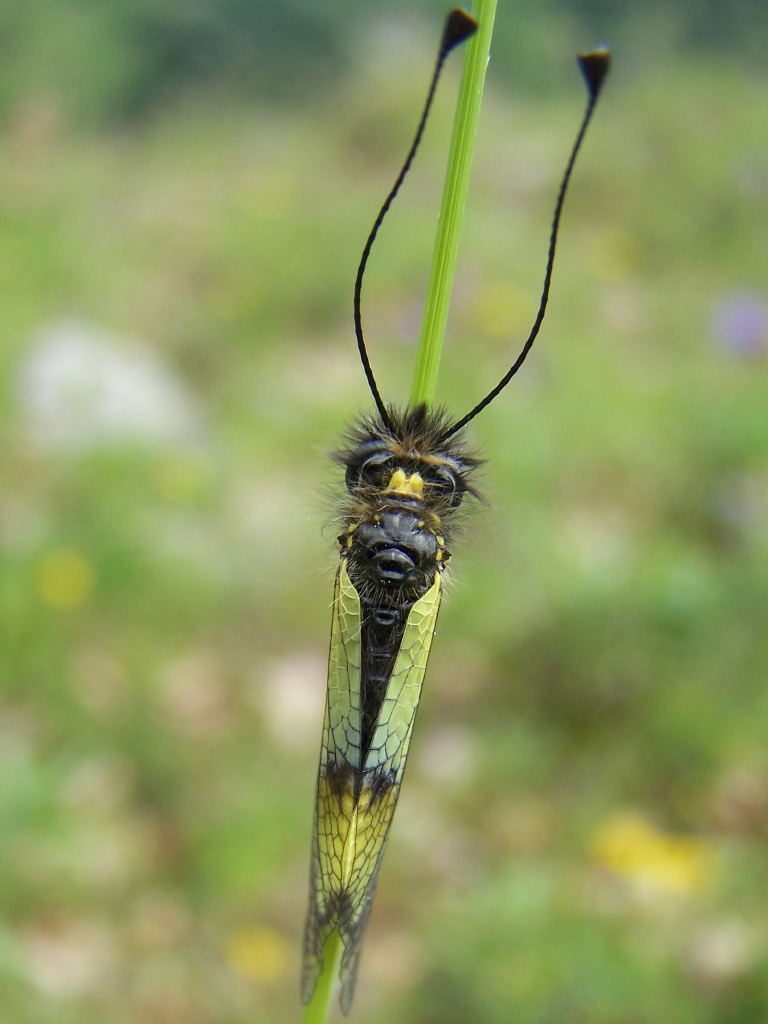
[18,319,202,451]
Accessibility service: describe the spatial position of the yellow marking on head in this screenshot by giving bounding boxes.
[386,469,424,498]
[436,535,445,547]
[435,550,442,562]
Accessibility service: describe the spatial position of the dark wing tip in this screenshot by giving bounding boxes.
[443,8,478,52]
[577,49,611,99]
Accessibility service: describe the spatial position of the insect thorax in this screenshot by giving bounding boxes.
[334,405,481,615]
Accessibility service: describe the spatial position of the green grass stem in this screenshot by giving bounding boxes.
[409,0,498,407]
[302,930,342,1024]
[302,6,498,1020]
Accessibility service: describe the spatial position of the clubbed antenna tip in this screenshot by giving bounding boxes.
[443,8,478,52]
[578,49,611,99]
[439,40,611,441]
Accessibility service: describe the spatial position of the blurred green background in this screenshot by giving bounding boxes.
[1,1,767,1022]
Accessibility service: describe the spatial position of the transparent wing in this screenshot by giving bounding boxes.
[337,569,442,1011]
[302,559,442,1012]
[302,558,362,1003]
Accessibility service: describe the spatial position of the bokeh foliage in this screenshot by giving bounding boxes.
[1,2,767,1023]
[1,0,768,123]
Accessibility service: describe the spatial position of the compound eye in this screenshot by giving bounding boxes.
[345,446,396,491]
[427,466,464,507]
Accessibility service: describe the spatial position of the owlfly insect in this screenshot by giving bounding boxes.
[302,7,609,1012]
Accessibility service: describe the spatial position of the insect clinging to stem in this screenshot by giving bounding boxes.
[302,7,610,1014]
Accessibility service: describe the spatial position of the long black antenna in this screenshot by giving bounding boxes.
[440,49,611,441]
[354,8,477,431]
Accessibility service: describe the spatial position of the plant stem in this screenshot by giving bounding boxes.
[302,930,342,1024]
[409,0,497,407]
[301,8,497,1022]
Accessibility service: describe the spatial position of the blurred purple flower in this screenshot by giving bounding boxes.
[710,291,768,357]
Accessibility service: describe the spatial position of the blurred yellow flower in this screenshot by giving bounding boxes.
[35,547,95,609]
[226,925,290,983]
[590,811,717,897]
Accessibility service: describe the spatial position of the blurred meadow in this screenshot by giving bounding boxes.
[1,1,768,1022]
